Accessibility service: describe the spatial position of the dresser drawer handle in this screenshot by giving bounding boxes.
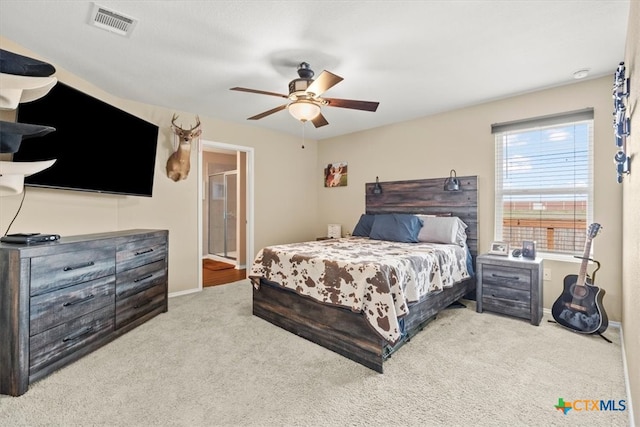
[63,294,95,307]
[63,261,95,271]
[135,248,154,256]
[491,273,520,281]
[134,299,153,309]
[491,293,519,301]
[134,274,154,283]
[63,327,95,342]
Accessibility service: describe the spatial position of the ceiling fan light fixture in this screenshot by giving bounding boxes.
[288,100,321,122]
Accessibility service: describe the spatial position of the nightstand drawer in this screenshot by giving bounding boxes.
[481,264,531,291]
[481,298,531,320]
[482,284,531,305]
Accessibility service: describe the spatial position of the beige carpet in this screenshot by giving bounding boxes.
[0,279,629,426]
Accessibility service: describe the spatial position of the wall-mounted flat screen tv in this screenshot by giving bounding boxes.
[14,82,159,197]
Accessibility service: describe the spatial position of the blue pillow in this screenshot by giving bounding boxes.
[369,214,423,243]
[352,214,376,237]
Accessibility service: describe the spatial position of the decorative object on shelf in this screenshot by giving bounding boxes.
[166,114,201,182]
[0,120,55,153]
[327,224,341,239]
[488,241,509,256]
[0,73,58,110]
[612,62,631,183]
[0,159,56,196]
[0,48,56,77]
[522,240,536,259]
[444,169,460,191]
[323,161,347,187]
[373,176,383,194]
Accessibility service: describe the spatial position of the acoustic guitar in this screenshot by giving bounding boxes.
[551,223,608,335]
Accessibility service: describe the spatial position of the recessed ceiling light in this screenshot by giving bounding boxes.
[573,69,590,79]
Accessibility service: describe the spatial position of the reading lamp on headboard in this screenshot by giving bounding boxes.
[444,169,461,191]
[372,176,383,194]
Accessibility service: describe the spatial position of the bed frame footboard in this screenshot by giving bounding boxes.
[253,277,475,373]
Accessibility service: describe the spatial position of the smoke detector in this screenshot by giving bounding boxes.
[89,3,138,37]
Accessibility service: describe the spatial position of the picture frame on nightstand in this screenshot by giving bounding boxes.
[488,241,509,256]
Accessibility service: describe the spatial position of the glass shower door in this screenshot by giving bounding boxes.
[208,172,237,259]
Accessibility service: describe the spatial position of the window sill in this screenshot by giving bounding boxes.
[538,252,586,264]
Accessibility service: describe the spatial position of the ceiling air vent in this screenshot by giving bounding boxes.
[89,3,138,37]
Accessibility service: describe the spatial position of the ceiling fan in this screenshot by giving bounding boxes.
[230,62,379,128]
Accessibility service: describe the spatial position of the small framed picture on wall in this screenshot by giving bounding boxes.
[324,162,348,187]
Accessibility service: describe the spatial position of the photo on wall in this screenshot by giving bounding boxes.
[324,162,348,187]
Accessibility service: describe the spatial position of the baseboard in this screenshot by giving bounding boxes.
[619,324,636,426]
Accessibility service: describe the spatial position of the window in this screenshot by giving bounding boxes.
[492,108,594,258]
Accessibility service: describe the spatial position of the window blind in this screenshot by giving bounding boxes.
[493,109,594,256]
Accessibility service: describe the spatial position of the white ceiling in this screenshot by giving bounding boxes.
[0,1,631,140]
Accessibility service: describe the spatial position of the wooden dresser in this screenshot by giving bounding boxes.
[475,254,543,325]
[0,229,168,396]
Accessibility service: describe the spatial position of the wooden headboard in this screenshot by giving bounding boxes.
[364,176,478,261]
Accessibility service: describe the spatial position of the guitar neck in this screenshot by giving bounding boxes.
[577,238,593,286]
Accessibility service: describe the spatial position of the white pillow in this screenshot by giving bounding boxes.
[416,215,468,246]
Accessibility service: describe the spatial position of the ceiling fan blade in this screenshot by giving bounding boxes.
[306,70,343,97]
[311,112,329,128]
[230,87,288,99]
[323,97,379,112]
[247,104,287,120]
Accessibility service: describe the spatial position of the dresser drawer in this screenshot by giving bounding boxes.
[116,260,167,300]
[481,264,532,291]
[116,236,167,273]
[30,276,115,336]
[29,306,114,373]
[115,283,166,329]
[30,246,116,296]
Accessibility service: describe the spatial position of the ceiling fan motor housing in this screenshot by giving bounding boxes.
[288,78,313,99]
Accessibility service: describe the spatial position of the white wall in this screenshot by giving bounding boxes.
[0,37,320,295]
[317,76,623,323]
[621,1,639,423]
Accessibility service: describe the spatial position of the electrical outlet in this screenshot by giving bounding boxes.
[543,268,552,281]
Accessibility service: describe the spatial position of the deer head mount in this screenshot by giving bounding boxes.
[166,113,202,182]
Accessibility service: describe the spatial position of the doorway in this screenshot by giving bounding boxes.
[198,140,254,289]
[208,171,238,260]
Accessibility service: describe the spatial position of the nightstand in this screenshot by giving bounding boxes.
[476,254,543,325]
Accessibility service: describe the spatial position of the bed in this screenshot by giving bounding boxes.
[249,175,478,373]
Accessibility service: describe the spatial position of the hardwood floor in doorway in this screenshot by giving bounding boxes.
[203,259,246,287]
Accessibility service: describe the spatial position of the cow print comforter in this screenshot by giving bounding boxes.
[249,237,470,344]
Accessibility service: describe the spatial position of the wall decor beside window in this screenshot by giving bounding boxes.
[324,162,348,187]
[613,61,631,183]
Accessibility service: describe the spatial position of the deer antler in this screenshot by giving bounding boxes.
[171,114,202,137]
